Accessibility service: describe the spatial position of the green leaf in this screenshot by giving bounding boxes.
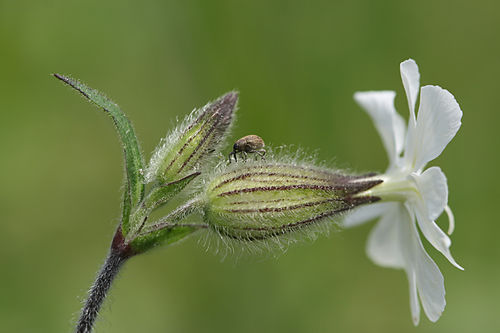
[126,172,200,240]
[54,74,145,234]
[129,198,205,253]
[144,172,200,211]
[130,224,204,254]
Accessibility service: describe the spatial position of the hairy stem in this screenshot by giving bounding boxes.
[75,229,132,333]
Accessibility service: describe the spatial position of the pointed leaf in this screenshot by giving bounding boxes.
[144,172,200,211]
[54,74,145,234]
[130,224,203,254]
[130,199,206,253]
[126,172,201,239]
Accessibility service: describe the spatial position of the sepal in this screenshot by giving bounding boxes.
[203,163,381,240]
[146,92,238,184]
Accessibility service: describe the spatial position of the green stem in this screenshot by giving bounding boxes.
[75,229,133,333]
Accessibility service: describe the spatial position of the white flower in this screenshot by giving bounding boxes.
[344,59,463,325]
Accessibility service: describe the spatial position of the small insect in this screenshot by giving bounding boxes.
[229,134,266,162]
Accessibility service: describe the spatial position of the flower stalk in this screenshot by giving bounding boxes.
[75,228,132,333]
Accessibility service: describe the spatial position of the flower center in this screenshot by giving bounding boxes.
[358,174,418,203]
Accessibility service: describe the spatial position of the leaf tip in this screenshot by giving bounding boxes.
[53,73,68,83]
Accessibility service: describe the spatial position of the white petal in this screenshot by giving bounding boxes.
[415,254,446,323]
[400,59,420,124]
[406,218,446,323]
[354,91,406,167]
[412,203,464,270]
[444,205,455,235]
[366,203,405,268]
[397,207,446,324]
[412,167,448,221]
[342,202,391,228]
[407,270,420,326]
[411,85,463,170]
[393,109,406,160]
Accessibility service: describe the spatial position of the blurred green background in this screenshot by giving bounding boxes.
[1,0,498,332]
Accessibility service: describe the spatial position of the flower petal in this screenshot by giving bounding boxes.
[396,205,446,325]
[412,167,448,221]
[404,216,446,324]
[412,203,464,270]
[407,270,420,326]
[342,202,391,228]
[444,205,455,235]
[354,91,406,167]
[366,203,405,268]
[415,253,446,323]
[411,85,463,170]
[400,59,420,124]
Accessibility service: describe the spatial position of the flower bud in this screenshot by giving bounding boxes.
[146,92,238,184]
[203,163,382,240]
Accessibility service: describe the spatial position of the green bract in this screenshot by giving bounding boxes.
[53,74,145,235]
